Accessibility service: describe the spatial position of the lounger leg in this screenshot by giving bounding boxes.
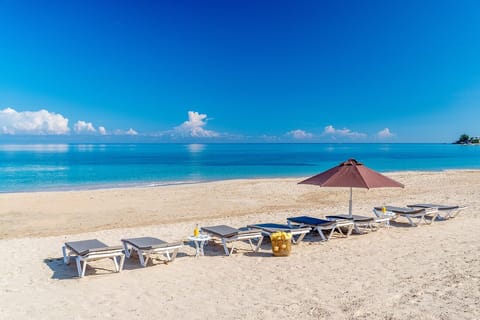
[336,226,345,236]
[123,242,131,258]
[294,233,306,244]
[353,224,361,234]
[248,239,254,251]
[345,225,353,237]
[81,260,87,277]
[193,240,201,257]
[316,227,327,241]
[112,256,119,272]
[75,256,87,278]
[75,256,82,277]
[419,215,427,225]
[62,246,70,265]
[327,228,336,241]
[254,237,263,252]
[138,249,147,267]
[143,253,151,267]
[118,255,125,272]
[248,238,263,252]
[165,251,171,261]
[170,249,179,261]
[222,239,230,256]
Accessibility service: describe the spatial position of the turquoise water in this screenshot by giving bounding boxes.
[0,143,479,192]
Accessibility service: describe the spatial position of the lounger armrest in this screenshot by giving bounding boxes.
[149,242,183,250]
[235,230,262,237]
[81,245,124,256]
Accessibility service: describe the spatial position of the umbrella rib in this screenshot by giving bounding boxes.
[357,168,370,189]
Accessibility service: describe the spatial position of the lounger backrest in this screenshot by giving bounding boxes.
[65,239,123,256]
[236,229,262,237]
[330,214,375,222]
[201,225,239,237]
[150,241,183,249]
[375,206,424,214]
[287,216,330,225]
[122,237,183,250]
[408,204,460,210]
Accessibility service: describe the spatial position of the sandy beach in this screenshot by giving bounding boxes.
[0,170,479,319]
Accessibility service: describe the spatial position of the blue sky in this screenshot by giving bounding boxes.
[0,0,479,143]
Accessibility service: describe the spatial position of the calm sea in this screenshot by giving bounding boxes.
[0,143,479,193]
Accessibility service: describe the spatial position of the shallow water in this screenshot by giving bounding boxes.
[0,143,479,192]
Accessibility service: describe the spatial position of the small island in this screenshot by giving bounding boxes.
[454,134,480,144]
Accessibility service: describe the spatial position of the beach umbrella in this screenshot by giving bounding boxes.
[299,159,404,216]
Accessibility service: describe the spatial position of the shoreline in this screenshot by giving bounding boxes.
[2,168,480,195]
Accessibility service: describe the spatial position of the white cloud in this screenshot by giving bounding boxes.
[286,129,313,139]
[114,128,138,136]
[126,128,138,135]
[377,128,394,138]
[323,125,366,138]
[173,111,219,137]
[0,107,70,135]
[98,126,107,135]
[74,120,96,134]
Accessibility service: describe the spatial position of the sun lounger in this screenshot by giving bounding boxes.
[286,216,354,241]
[325,214,386,233]
[371,207,397,227]
[201,225,264,256]
[373,206,438,226]
[62,239,125,278]
[407,204,467,220]
[246,223,311,244]
[121,237,183,267]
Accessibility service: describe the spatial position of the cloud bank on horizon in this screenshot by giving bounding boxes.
[0,107,70,135]
[0,107,395,142]
[172,111,219,138]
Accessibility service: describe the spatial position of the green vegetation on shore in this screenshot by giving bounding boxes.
[454,134,480,144]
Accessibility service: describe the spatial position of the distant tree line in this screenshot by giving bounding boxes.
[454,134,480,144]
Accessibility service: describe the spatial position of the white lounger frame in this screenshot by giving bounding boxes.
[374,207,439,227]
[440,206,467,219]
[248,226,310,244]
[62,246,125,278]
[372,209,396,227]
[122,242,183,267]
[287,220,354,241]
[208,232,264,256]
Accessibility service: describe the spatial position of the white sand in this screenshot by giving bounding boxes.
[0,170,479,319]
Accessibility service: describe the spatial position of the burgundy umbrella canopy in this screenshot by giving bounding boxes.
[299,159,404,216]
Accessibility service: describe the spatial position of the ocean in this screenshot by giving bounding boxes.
[0,143,479,193]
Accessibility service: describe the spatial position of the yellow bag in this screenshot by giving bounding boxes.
[270,231,292,256]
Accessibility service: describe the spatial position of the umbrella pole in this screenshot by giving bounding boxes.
[349,187,353,217]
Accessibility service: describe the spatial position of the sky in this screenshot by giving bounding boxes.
[1,0,480,143]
